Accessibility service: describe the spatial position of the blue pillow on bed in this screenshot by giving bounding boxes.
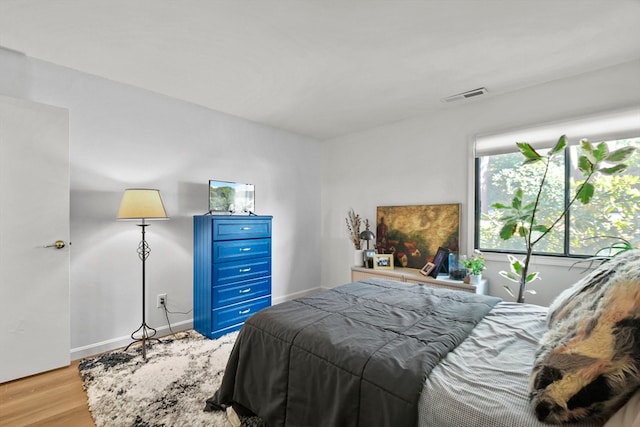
[529,250,640,424]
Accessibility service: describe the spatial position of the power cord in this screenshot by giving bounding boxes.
[161,303,192,336]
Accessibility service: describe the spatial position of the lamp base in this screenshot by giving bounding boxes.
[124,322,159,359]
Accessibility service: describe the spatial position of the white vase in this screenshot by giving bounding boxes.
[354,249,364,267]
[469,274,482,285]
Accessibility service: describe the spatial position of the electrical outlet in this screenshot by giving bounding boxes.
[157,293,167,308]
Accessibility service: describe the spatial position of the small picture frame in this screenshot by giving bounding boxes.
[427,247,450,278]
[363,249,376,268]
[419,262,436,276]
[373,253,394,270]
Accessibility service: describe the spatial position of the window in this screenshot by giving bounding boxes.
[568,138,640,255]
[474,109,640,258]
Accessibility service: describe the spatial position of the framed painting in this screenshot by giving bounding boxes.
[376,204,460,270]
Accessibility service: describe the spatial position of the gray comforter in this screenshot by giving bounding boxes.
[207,278,500,427]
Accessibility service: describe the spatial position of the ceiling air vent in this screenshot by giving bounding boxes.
[442,87,488,103]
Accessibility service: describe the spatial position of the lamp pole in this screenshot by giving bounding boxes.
[117,188,168,359]
[124,219,158,359]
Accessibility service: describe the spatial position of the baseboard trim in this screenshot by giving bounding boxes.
[71,287,327,360]
[272,286,324,305]
[70,319,193,360]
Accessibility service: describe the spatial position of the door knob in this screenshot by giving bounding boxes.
[44,240,66,249]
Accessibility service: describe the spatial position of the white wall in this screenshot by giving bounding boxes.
[2,43,638,360]
[0,48,322,358]
[321,59,640,306]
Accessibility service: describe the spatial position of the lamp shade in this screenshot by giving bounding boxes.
[359,230,375,241]
[117,189,169,220]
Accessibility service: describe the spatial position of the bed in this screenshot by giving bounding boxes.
[206,254,640,427]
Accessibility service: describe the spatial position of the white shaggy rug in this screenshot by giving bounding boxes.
[79,330,259,427]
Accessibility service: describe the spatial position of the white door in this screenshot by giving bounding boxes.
[0,94,70,382]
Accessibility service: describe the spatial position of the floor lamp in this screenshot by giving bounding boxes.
[117,188,169,359]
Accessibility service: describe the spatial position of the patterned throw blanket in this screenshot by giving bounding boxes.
[530,250,640,424]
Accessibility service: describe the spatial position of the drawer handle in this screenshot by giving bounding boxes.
[240,227,251,231]
[239,247,252,252]
[239,309,251,315]
[240,268,252,273]
[239,288,252,294]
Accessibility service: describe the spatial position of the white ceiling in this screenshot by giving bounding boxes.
[1,0,639,140]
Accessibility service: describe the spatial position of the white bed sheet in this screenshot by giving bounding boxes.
[418,302,603,427]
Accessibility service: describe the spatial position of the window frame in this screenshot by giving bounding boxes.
[471,108,640,259]
[474,148,576,258]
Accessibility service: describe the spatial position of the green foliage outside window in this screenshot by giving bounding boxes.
[478,137,640,257]
[569,140,640,255]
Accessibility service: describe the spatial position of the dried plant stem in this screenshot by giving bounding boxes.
[346,209,362,250]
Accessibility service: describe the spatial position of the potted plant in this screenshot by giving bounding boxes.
[459,251,486,284]
[571,236,637,271]
[492,135,636,302]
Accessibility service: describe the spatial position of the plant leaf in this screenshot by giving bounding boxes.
[491,202,510,209]
[532,225,549,233]
[576,182,595,204]
[511,189,523,209]
[599,164,628,175]
[499,222,518,240]
[503,285,515,298]
[517,143,542,162]
[581,140,596,163]
[605,146,636,163]
[577,155,593,175]
[521,206,535,219]
[518,226,528,238]
[507,254,524,267]
[501,213,521,223]
[549,135,567,156]
[508,256,524,275]
[593,142,609,162]
[526,272,541,283]
[499,270,520,283]
[526,289,537,294]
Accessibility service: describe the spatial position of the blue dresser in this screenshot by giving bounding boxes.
[193,215,272,338]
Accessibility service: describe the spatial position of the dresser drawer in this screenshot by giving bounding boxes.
[213,277,271,307]
[212,258,271,285]
[212,219,271,240]
[213,238,271,263]
[212,296,271,330]
[194,215,273,340]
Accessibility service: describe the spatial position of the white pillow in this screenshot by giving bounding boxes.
[604,390,640,427]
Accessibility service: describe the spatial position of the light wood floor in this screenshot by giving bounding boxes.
[0,360,95,427]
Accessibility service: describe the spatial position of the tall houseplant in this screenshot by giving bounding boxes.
[493,135,636,303]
